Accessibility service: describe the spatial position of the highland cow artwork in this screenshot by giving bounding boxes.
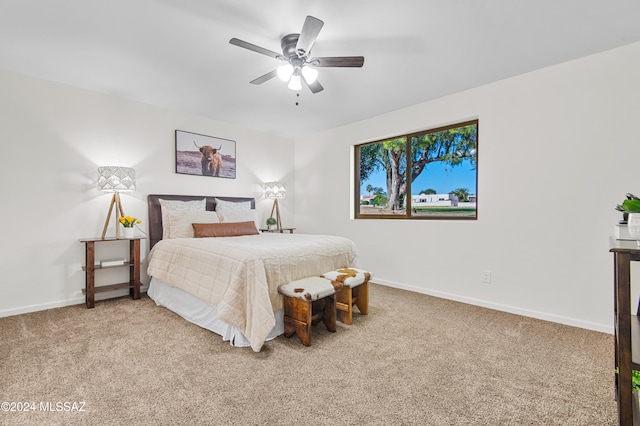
[175,130,236,179]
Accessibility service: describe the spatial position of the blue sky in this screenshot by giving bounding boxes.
[360,159,476,196]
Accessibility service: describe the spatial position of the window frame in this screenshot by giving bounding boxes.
[354,119,478,220]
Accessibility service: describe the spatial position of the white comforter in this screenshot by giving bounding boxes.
[147,233,359,351]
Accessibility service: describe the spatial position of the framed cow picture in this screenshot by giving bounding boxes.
[175,130,236,179]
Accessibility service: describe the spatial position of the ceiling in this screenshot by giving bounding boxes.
[1,0,640,140]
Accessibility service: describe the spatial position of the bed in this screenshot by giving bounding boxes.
[145,194,359,352]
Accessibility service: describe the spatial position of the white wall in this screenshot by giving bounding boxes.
[294,41,640,333]
[0,69,294,316]
[4,41,639,333]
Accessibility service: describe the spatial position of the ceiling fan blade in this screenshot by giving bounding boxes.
[229,38,284,60]
[296,16,324,57]
[311,56,365,67]
[250,69,278,85]
[304,78,324,94]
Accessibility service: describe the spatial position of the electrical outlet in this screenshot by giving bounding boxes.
[481,271,492,284]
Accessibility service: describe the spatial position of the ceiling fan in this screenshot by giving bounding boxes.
[229,15,364,94]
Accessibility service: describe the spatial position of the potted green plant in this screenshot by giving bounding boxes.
[266,217,277,231]
[617,194,640,243]
[615,193,640,223]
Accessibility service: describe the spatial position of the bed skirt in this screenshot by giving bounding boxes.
[148,277,285,348]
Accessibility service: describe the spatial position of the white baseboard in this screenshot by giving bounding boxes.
[373,278,613,335]
[2,280,612,335]
[0,286,150,318]
[0,297,84,318]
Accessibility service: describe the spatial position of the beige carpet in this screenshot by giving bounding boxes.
[0,284,616,425]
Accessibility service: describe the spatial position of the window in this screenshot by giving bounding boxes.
[355,119,478,220]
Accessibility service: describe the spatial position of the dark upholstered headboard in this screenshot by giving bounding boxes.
[147,194,256,249]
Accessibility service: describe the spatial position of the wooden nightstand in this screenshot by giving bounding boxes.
[79,236,143,308]
[259,228,295,234]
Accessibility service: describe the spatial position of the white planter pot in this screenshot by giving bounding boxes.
[628,213,640,246]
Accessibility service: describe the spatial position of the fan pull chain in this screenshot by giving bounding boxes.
[295,92,300,106]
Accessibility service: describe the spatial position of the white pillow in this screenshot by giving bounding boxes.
[215,198,251,211]
[165,210,220,239]
[217,209,259,229]
[159,198,206,240]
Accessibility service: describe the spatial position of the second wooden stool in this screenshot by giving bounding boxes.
[322,268,372,325]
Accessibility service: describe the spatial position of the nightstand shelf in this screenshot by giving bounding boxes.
[82,261,134,271]
[259,228,295,234]
[80,236,143,308]
[81,281,134,295]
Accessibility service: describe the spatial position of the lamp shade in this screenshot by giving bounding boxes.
[263,181,286,199]
[287,74,302,91]
[277,63,294,82]
[97,166,136,192]
[301,66,318,84]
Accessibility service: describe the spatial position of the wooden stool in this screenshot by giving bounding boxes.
[322,268,372,325]
[278,277,343,346]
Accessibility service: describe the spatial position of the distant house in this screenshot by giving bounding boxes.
[360,195,376,204]
[411,193,459,207]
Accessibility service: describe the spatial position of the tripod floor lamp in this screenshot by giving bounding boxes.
[98,166,136,239]
[263,181,286,231]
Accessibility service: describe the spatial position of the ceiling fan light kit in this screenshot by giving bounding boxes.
[288,73,302,91]
[277,63,294,81]
[229,15,364,94]
[300,66,318,84]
